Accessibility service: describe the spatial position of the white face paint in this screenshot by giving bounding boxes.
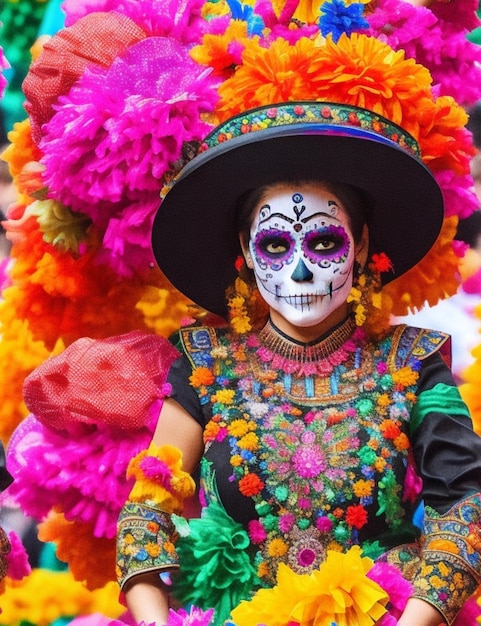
[247,184,357,328]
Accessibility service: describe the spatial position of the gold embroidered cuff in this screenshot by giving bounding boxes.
[116,501,179,590]
[413,493,481,625]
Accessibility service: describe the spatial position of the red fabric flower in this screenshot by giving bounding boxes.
[239,473,264,497]
[346,504,368,529]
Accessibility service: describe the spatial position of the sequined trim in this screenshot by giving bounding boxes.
[116,501,179,590]
[200,102,421,158]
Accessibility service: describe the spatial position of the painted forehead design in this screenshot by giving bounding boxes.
[257,191,341,231]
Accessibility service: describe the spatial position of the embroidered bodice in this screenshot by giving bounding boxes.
[175,318,447,586]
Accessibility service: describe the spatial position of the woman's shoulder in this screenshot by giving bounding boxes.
[379,323,452,369]
[169,323,230,367]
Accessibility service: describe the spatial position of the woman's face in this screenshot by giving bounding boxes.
[243,183,363,330]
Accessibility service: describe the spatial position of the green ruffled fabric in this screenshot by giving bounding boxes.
[172,502,259,626]
[410,382,471,434]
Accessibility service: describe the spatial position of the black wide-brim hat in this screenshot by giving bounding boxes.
[152,101,444,317]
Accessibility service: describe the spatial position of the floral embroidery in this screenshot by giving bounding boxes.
[184,321,433,585]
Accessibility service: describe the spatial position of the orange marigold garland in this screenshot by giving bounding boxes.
[38,511,118,591]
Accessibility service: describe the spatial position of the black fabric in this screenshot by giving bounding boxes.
[411,352,481,514]
[167,342,481,522]
[166,352,211,427]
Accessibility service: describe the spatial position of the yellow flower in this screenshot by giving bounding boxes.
[146,542,161,557]
[238,432,259,451]
[377,393,391,408]
[231,547,388,626]
[213,389,236,404]
[230,454,243,467]
[392,366,419,388]
[453,572,465,589]
[211,345,229,358]
[353,479,373,498]
[0,572,123,625]
[228,419,250,437]
[354,303,367,327]
[267,538,288,557]
[126,443,196,513]
[231,314,252,334]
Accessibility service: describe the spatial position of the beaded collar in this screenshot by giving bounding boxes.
[254,316,366,378]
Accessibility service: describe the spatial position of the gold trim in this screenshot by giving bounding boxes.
[257,317,357,365]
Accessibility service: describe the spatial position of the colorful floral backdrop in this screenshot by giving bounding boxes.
[1,0,481,623]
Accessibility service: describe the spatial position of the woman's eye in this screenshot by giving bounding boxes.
[308,236,340,254]
[265,239,289,254]
[310,237,337,252]
[304,226,349,259]
[258,236,292,257]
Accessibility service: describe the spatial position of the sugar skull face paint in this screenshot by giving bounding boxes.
[247,184,357,328]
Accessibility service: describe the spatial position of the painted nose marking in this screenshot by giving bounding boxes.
[291,258,314,282]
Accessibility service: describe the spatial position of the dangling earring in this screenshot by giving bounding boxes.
[347,261,383,327]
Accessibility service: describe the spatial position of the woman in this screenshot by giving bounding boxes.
[116,102,481,626]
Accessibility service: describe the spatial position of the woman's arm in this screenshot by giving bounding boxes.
[123,397,204,624]
[397,598,445,626]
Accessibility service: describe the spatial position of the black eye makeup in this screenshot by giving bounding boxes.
[303,225,350,263]
[253,229,295,262]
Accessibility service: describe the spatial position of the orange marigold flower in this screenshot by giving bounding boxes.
[191,21,250,76]
[380,419,401,439]
[239,472,264,497]
[353,479,373,498]
[386,218,460,319]
[374,457,387,472]
[333,508,344,519]
[189,367,215,387]
[164,541,176,554]
[394,433,410,450]
[146,522,159,533]
[146,542,161,558]
[204,421,221,441]
[392,366,419,388]
[258,561,270,578]
[267,538,288,557]
[381,447,391,458]
[377,393,391,408]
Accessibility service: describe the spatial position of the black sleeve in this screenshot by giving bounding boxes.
[411,352,481,514]
[166,353,211,428]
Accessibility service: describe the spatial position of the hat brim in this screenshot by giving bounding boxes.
[153,124,444,317]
